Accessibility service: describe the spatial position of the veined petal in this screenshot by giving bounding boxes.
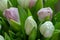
[3,7,20,23]
[0,0,8,11]
[40,21,55,38]
[37,7,53,21]
[25,16,37,35]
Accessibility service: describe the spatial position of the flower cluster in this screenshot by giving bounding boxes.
[0,0,59,40]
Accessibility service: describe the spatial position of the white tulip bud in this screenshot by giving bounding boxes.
[40,21,55,38]
[37,7,53,21]
[25,16,37,35]
[0,0,8,11]
[0,35,4,40]
[3,7,20,23]
[17,0,37,8]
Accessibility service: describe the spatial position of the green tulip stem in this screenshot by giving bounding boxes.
[8,0,13,7]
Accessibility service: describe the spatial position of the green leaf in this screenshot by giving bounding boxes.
[9,19,20,31]
[8,0,13,7]
[15,37,22,40]
[16,32,22,38]
[44,0,58,11]
[27,9,32,16]
[55,22,60,30]
[9,30,15,40]
[54,12,60,23]
[35,0,43,11]
[18,6,28,27]
[44,0,58,6]
[9,0,18,7]
[5,32,11,40]
[29,27,37,40]
[18,6,28,31]
[18,6,28,40]
[0,11,3,17]
[51,30,60,40]
[0,17,9,32]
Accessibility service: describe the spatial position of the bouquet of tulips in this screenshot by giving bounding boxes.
[0,0,60,40]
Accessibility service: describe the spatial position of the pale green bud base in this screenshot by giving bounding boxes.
[28,27,37,40]
[9,19,21,32]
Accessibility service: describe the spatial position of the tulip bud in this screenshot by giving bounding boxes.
[29,0,37,8]
[0,35,4,40]
[17,0,37,8]
[37,7,53,21]
[25,16,37,35]
[3,7,20,23]
[3,7,20,31]
[0,0,8,11]
[40,21,55,38]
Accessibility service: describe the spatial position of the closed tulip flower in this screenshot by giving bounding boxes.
[25,16,37,35]
[0,0,8,11]
[3,7,20,31]
[3,7,20,23]
[17,0,37,8]
[40,21,55,38]
[37,7,53,21]
[0,35,4,40]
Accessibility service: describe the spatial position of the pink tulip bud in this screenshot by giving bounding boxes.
[17,0,37,8]
[29,0,37,8]
[3,7,20,23]
[37,7,53,21]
